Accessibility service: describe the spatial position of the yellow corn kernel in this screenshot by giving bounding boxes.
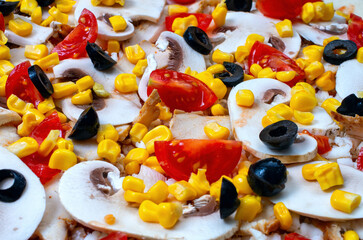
[49,6,68,24]
[304,61,325,81]
[38,130,60,156]
[9,18,33,37]
[244,73,254,81]
[130,123,148,143]
[302,163,327,181]
[48,149,77,170]
[97,139,121,163]
[323,36,340,47]
[188,169,210,197]
[7,137,38,158]
[172,15,198,36]
[102,0,115,6]
[331,190,361,214]
[107,40,120,54]
[56,0,77,13]
[207,64,225,74]
[97,124,119,143]
[258,67,277,79]
[139,200,159,223]
[235,195,262,222]
[209,176,233,201]
[157,202,183,229]
[31,6,42,25]
[321,2,334,21]
[18,111,42,137]
[0,45,10,60]
[20,0,38,15]
[195,71,227,99]
[238,161,251,175]
[321,98,341,116]
[211,103,228,116]
[233,46,248,63]
[314,162,344,190]
[104,214,116,225]
[0,75,7,97]
[124,189,148,204]
[122,176,145,192]
[0,60,14,76]
[91,0,102,5]
[344,230,360,240]
[236,89,254,107]
[316,71,335,91]
[233,174,253,195]
[291,82,316,96]
[46,110,67,123]
[273,202,292,230]
[250,63,263,77]
[56,138,73,151]
[144,156,165,174]
[212,2,227,27]
[71,89,93,105]
[0,30,7,46]
[93,82,110,98]
[125,161,140,175]
[267,103,293,120]
[293,110,314,125]
[290,92,317,112]
[52,82,78,99]
[275,19,293,38]
[142,125,173,154]
[132,59,148,77]
[303,49,322,64]
[124,148,149,165]
[261,113,285,128]
[302,2,315,24]
[7,94,34,115]
[34,52,60,70]
[4,13,14,25]
[276,71,296,83]
[295,58,308,70]
[76,75,95,92]
[147,180,169,204]
[168,180,197,202]
[157,103,172,121]
[212,49,234,64]
[204,122,230,140]
[312,1,326,21]
[168,4,188,16]
[24,44,48,60]
[109,15,127,32]
[40,16,54,27]
[125,44,146,64]
[115,73,138,93]
[245,34,265,51]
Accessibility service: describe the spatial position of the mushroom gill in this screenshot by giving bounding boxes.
[90,168,114,195]
[166,37,183,71]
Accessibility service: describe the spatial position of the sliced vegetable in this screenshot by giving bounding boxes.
[0,0,19,16]
[219,62,244,87]
[183,26,212,55]
[165,13,212,32]
[301,130,331,155]
[285,233,310,240]
[28,65,54,99]
[348,14,363,49]
[36,0,54,7]
[30,111,64,144]
[100,232,128,240]
[336,94,363,117]
[259,120,297,150]
[86,42,116,71]
[323,40,357,65]
[0,169,26,203]
[0,12,4,31]
[69,106,100,140]
[356,147,363,172]
[225,0,252,12]
[172,0,196,4]
[220,178,240,219]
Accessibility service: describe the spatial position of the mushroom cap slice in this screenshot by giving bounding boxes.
[97,19,135,41]
[228,78,317,164]
[336,59,363,99]
[59,161,238,240]
[0,146,46,240]
[324,0,363,19]
[270,161,363,221]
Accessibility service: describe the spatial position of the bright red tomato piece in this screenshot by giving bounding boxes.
[172,0,196,4]
[100,232,128,240]
[302,130,331,155]
[285,233,310,240]
[356,147,363,171]
[165,13,212,32]
[30,112,64,144]
[51,8,97,60]
[348,13,363,49]
[248,41,305,87]
[155,139,242,182]
[147,69,217,112]
[0,13,5,32]
[5,61,44,106]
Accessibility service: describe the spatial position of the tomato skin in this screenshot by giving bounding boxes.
[155,139,242,182]
[0,13,5,32]
[302,130,331,155]
[147,69,217,112]
[356,147,363,171]
[348,14,363,49]
[5,61,44,106]
[285,233,310,240]
[165,13,212,32]
[51,8,98,60]
[100,232,128,240]
[171,0,196,4]
[248,41,305,87]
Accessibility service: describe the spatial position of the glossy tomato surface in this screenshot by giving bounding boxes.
[0,13,4,32]
[356,147,363,171]
[248,41,305,87]
[165,13,212,32]
[302,130,331,155]
[171,0,196,4]
[147,69,217,112]
[155,139,242,182]
[348,13,363,49]
[51,8,97,60]
[100,232,128,240]
[285,233,310,240]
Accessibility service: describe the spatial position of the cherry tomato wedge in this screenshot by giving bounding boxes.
[248,41,305,87]
[285,233,310,240]
[100,232,128,240]
[302,130,331,155]
[5,61,44,106]
[356,147,363,171]
[51,8,97,60]
[165,13,212,32]
[155,139,242,182]
[147,69,217,112]
[0,13,4,32]
[30,111,65,144]
[348,13,363,49]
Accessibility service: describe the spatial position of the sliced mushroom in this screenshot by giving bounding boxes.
[323,0,363,19]
[59,161,239,240]
[335,59,363,100]
[138,53,158,102]
[228,78,318,164]
[0,106,21,126]
[269,161,363,221]
[0,146,46,240]
[213,12,301,59]
[97,17,135,41]
[0,125,20,147]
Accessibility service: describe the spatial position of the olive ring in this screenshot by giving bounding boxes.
[183,26,213,55]
[219,62,244,87]
[28,65,54,99]
[323,40,357,65]
[0,169,27,203]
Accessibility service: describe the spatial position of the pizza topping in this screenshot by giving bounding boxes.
[225,0,252,12]
[259,120,298,150]
[219,178,240,219]
[68,106,100,140]
[183,194,217,217]
[90,167,114,195]
[0,169,26,202]
[337,93,363,117]
[0,1,18,16]
[217,62,244,87]
[85,42,116,71]
[28,65,54,98]
[323,40,358,65]
[183,26,212,55]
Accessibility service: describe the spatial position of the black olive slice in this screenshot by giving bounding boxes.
[36,0,54,7]
[247,158,287,197]
[183,26,213,55]
[219,62,244,87]
[259,120,298,150]
[28,65,54,99]
[69,106,100,140]
[323,40,357,65]
[0,0,19,16]
[0,169,26,203]
[86,42,117,71]
[225,0,252,12]
[220,178,240,219]
[336,93,363,117]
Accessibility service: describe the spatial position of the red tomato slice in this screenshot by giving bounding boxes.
[51,8,97,60]
[248,41,305,87]
[0,13,5,32]
[155,139,242,182]
[147,69,217,112]
[100,232,128,240]
[348,13,363,49]
[356,147,363,171]
[30,111,64,144]
[5,61,44,106]
[172,0,196,4]
[165,13,212,32]
[302,130,331,155]
[285,233,310,240]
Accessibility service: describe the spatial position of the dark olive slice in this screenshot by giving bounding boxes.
[219,62,244,87]
[86,42,117,71]
[28,65,54,99]
[0,0,19,16]
[259,120,297,150]
[69,106,100,140]
[36,0,54,7]
[0,169,26,203]
[336,93,363,117]
[247,158,287,197]
[323,40,357,65]
[225,0,252,12]
[220,178,240,219]
[183,26,213,55]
